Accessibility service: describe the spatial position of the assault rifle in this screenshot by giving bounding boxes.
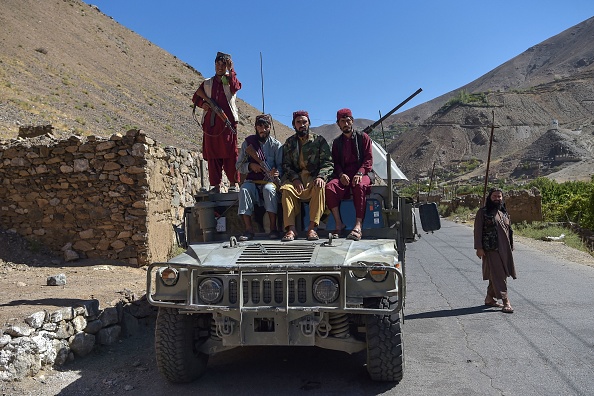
[362,88,423,134]
[192,86,237,134]
[245,145,281,187]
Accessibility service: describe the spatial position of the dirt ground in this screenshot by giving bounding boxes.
[0,229,147,328]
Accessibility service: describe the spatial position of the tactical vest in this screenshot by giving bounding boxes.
[481,208,499,251]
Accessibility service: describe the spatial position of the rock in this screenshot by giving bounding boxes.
[24,311,47,329]
[83,319,103,335]
[5,324,33,337]
[0,334,11,348]
[52,339,70,366]
[71,315,87,333]
[64,249,80,262]
[69,332,95,357]
[96,325,121,345]
[77,299,100,319]
[99,307,119,327]
[47,273,66,286]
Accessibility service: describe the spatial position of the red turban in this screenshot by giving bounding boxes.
[336,108,353,122]
[292,110,310,125]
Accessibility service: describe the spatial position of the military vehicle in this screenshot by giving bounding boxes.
[146,144,440,383]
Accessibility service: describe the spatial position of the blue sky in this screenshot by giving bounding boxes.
[84,1,593,127]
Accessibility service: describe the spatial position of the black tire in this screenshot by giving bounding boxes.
[365,296,404,382]
[155,307,210,383]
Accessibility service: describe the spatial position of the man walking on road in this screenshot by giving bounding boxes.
[473,187,517,313]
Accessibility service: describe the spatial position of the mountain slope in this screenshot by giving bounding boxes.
[0,0,294,148]
[384,16,594,182]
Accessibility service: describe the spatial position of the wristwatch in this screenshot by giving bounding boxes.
[356,172,363,176]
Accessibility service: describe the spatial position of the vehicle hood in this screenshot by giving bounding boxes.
[169,238,398,269]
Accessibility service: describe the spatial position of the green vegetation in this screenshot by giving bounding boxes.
[514,222,590,254]
[526,177,594,229]
[437,89,489,115]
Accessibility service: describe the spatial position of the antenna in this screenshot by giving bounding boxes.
[260,52,265,113]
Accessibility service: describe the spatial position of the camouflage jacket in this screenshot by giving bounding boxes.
[281,132,333,183]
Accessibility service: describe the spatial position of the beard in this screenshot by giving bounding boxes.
[296,127,308,138]
[258,133,269,143]
[486,199,503,212]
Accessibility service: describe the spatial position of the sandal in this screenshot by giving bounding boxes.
[238,231,254,242]
[346,228,362,241]
[307,229,319,241]
[281,230,296,242]
[502,301,514,313]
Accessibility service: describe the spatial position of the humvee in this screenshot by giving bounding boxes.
[146,151,440,383]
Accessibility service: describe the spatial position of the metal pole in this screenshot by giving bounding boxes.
[379,110,387,150]
[260,52,265,113]
[482,111,496,205]
[387,152,393,210]
[427,162,436,204]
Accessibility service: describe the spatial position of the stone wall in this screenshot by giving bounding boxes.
[0,293,156,381]
[0,130,203,265]
[439,188,543,223]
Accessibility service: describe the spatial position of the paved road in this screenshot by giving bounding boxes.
[16,219,594,395]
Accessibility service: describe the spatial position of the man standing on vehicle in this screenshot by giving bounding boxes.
[236,114,283,241]
[280,110,333,241]
[326,108,373,241]
[192,51,241,193]
[474,187,517,313]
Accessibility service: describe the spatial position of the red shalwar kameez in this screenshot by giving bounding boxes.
[326,132,373,219]
[194,70,241,186]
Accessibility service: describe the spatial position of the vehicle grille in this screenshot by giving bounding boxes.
[236,243,315,265]
[225,275,313,306]
[197,243,335,308]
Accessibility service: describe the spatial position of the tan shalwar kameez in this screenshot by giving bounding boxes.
[280,147,325,228]
[474,208,517,300]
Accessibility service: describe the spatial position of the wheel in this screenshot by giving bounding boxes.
[155,307,210,383]
[365,296,404,382]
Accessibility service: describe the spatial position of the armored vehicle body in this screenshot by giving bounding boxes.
[147,153,439,383]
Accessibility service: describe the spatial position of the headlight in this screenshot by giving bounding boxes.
[351,262,368,278]
[369,264,388,282]
[159,267,179,286]
[313,276,339,304]
[198,278,223,304]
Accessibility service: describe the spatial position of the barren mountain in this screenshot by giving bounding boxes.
[386,16,594,182]
[0,0,294,149]
[313,16,594,183]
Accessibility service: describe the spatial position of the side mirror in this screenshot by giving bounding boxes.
[418,202,441,232]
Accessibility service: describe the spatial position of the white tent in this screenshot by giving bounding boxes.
[371,139,407,180]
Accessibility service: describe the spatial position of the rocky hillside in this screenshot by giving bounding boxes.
[312,16,594,183]
[0,0,294,149]
[385,16,594,182]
